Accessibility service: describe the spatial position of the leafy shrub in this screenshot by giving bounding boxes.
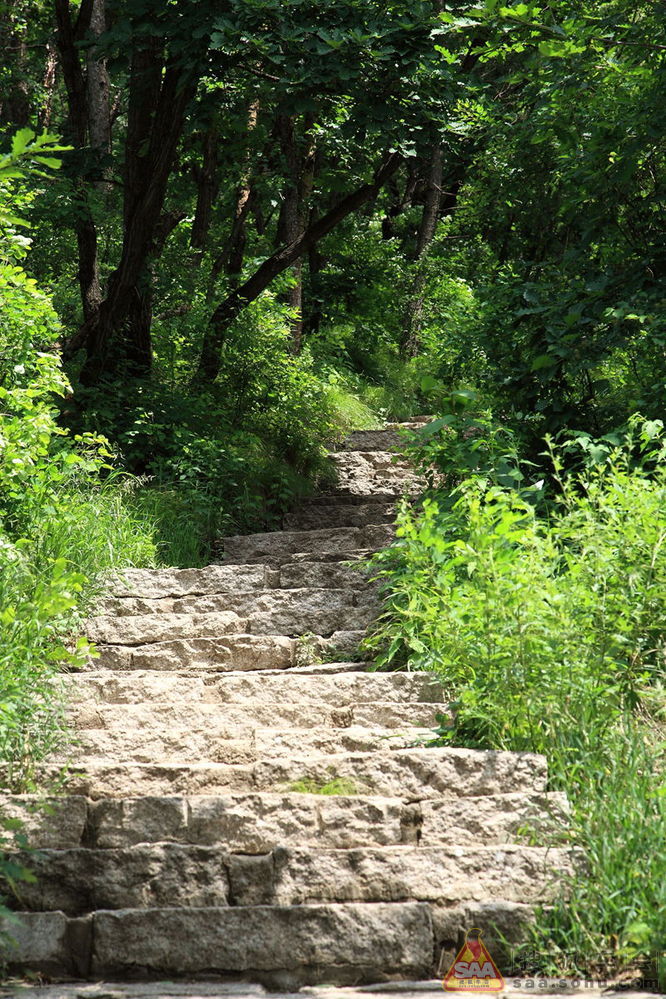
[0,133,159,796]
[366,418,666,982]
[66,296,342,565]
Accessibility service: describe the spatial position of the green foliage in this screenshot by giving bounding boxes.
[432,0,666,444]
[288,777,359,795]
[67,296,341,565]
[0,138,158,799]
[366,419,666,980]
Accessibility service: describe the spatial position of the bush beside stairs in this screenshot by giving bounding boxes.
[0,420,572,988]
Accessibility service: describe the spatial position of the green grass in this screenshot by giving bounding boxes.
[0,475,160,793]
[288,777,360,795]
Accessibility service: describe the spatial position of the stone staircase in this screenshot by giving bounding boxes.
[0,421,571,988]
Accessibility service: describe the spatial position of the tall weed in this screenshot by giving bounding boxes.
[366,420,666,982]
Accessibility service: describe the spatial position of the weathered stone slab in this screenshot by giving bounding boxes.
[96,586,359,621]
[419,792,570,847]
[340,426,425,452]
[7,843,572,916]
[222,525,394,564]
[330,453,421,497]
[0,795,87,849]
[108,564,274,599]
[89,793,413,851]
[432,899,537,972]
[228,845,574,906]
[257,746,548,799]
[70,669,446,707]
[278,560,373,589]
[87,791,565,852]
[36,747,547,799]
[91,634,296,672]
[61,717,436,766]
[90,903,434,984]
[6,845,230,914]
[69,699,440,735]
[0,911,91,976]
[85,611,246,647]
[284,503,395,531]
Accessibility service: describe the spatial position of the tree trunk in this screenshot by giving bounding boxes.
[191,121,219,259]
[86,0,111,163]
[39,43,59,129]
[194,151,402,384]
[303,242,324,339]
[400,143,443,358]
[54,0,109,320]
[208,99,260,296]
[275,113,316,352]
[65,53,196,384]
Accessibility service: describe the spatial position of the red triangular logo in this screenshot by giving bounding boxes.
[443,928,505,992]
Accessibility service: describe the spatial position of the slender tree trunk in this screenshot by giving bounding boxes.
[400,143,443,358]
[54,0,109,320]
[208,99,260,296]
[191,121,219,259]
[303,242,324,339]
[39,43,59,129]
[86,0,111,162]
[276,115,302,345]
[194,151,402,384]
[275,113,316,351]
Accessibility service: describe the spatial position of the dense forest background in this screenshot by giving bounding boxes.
[1,0,665,987]
[2,0,665,560]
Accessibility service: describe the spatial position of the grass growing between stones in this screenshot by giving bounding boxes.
[288,777,360,795]
[366,417,666,986]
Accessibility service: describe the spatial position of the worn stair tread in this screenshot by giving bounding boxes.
[283,503,396,531]
[70,702,441,734]
[14,746,547,799]
[328,452,422,498]
[0,790,568,851]
[62,718,438,765]
[6,843,575,916]
[69,670,447,705]
[1,903,435,983]
[86,606,375,645]
[338,426,423,452]
[107,561,372,600]
[222,525,394,563]
[87,630,366,672]
[94,585,377,619]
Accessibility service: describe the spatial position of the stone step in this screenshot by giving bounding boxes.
[0,789,568,852]
[229,844,576,907]
[63,712,438,764]
[90,588,379,637]
[20,747,547,799]
[87,631,366,672]
[329,452,421,497]
[2,902,435,984]
[339,426,422,452]
[5,843,574,916]
[106,561,375,600]
[88,606,375,644]
[221,525,394,564]
[283,503,395,531]
[69,669,447,707]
